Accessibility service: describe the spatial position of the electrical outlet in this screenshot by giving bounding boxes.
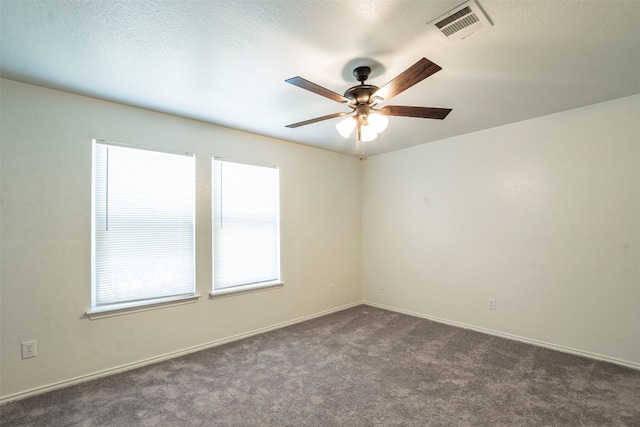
[488,298,496,310]
[380,282,386,291]
[329,284,334,293]
[22,340,37,359]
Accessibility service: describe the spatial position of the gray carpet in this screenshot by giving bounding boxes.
[2,305,639,426]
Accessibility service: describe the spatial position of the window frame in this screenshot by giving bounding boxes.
[87,139,199,319]
[210,157,283,298]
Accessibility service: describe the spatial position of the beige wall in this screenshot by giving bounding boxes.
[362,94,640,367]
[0,79,362,400]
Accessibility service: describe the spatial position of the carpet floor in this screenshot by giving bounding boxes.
[1,305,639,426]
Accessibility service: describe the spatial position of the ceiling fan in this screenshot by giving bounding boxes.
[285,57,452,157]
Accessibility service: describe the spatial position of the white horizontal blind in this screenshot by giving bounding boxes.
[212,159,280,290]
[92,141,195,308]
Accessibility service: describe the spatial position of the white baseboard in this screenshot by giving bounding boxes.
[5,299,635,404]
[363,301,640,371]
[0,301,363,405]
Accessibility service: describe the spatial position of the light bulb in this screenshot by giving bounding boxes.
[360,123,378,142]
[336,116,356,138]
[367,112,388,134]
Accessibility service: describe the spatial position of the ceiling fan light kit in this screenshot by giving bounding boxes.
[285,58,452,157]
[336,112,388,140]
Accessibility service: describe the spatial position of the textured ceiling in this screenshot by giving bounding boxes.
[1,0,639,157]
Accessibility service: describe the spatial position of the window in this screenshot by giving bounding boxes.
[90,140,196,316]
[212,158,281,294]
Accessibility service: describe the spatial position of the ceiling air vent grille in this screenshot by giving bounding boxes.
[429,0,492,42]
[436,7,479,37]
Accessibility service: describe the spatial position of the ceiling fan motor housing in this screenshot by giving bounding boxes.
[344,85,380,105]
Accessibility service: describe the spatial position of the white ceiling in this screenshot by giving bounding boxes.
[1,0,639,157]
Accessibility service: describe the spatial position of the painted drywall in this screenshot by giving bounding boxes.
[362,94,640,367]
[0,79,362,400]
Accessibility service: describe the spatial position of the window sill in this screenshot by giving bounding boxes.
[86,294,201,320]
[209,281,283,299]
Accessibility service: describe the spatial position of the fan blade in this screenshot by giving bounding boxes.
[380,106,452,120]
[285,76,351,104]
[285,112,350,128]
[373,58,442,102]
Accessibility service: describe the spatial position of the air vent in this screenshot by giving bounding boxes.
[428,0,492,42]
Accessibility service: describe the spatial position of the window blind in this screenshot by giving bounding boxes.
[92,141,195,308]
[212,159,280,290]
